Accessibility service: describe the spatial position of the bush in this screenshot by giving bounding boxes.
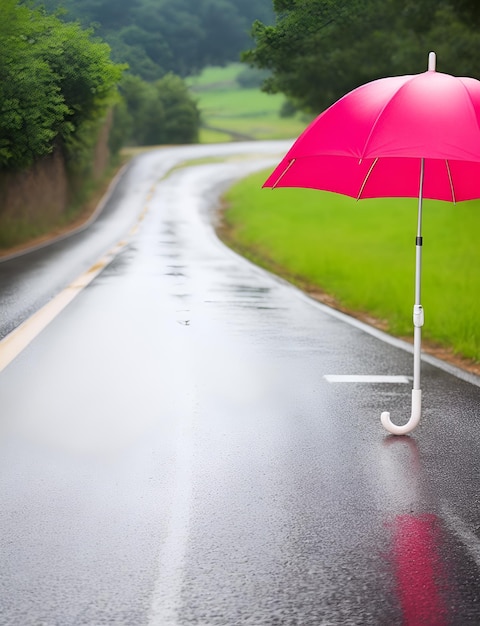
[155,74,200,144]
[0,0,124,170]
[117,73,200,146]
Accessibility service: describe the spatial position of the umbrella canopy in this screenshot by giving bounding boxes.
[265,55,480,201]
[264,53,480,435]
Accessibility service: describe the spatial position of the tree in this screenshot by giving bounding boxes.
[32,0,275,80]
[0,0,124,169]
[38,19,124,136]
[243,0,480,114]
[199,0,248,67]
[118,73,200,145]
[107,29,167,81]
[72,0,141,29]
[0,0,68,168]
[234,0,273,25]
[141,1,205,76]
[440,0,480,26]
[155,73,200,144]
[389,0,480,77]
[243,0,396,112]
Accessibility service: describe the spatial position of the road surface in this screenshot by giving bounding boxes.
[0,142,479,625]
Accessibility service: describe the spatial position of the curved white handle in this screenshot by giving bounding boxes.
[381,389,422,435]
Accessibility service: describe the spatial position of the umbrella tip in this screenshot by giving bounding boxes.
[428,51,436,71]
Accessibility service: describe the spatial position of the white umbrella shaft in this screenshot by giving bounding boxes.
[413,158,425,390]
[381,158,424,434]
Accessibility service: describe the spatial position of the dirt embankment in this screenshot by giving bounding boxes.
[0,147,69,228]
[0,112,112,250]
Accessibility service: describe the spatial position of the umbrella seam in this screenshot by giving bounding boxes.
[361,74,419,157]
[458,78,480,143]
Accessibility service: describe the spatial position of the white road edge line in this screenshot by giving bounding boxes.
[441,503,480,572]
[303,290,480,388]
[220,237,480,389]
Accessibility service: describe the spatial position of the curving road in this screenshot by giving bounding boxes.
[0,142,480,625]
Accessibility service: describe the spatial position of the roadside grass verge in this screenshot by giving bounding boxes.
[221,169,480,364]
[187,64,308,142]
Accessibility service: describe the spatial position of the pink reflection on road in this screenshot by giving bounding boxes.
[390,513,448,625]
[382,438,450,624]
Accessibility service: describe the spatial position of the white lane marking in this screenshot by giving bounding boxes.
[441,504,480,571]
[0,240,126,373]
[292,290,480,388]
[147,327,195,626]
[147,420,193,626]
[324,375,410,383]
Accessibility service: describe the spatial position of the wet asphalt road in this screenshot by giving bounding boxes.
[0,142,480,625]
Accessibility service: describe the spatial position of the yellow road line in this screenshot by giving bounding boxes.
[0,241,126,373]
[0,178,160,374]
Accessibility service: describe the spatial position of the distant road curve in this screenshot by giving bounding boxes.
[0,140,292,340]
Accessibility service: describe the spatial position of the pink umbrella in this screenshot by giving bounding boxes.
[265,52,480,435]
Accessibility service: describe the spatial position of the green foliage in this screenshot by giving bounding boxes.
[38,21,123,133]
[0,0,124,170]
[33,0,274,80]
[0,0,67,168]
[117,73,199,146]
[23,0,273,152]
[243,0,391,112]
[155,74,200,144]
[223,170,480,361]
[244,0,480,114]
[451,0,480,24]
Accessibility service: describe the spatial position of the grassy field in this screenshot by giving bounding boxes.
[187,64,308,142]
[222,169,480,363]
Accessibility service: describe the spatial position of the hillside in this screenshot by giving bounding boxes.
[187,65,309,143]
[34,0,274,80]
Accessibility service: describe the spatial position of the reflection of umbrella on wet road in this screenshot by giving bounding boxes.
[265,52,480,435]
[391,513,448,624]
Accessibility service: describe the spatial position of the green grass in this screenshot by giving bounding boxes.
[187,64,308,142]
[198,128,232,143]
[223,169,480,362]
[187,64,242,88]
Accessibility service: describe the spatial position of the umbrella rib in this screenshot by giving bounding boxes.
[271,158,296,189]
[445,159,456,203]
[357,158,378,200]
[361,75,416,156]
